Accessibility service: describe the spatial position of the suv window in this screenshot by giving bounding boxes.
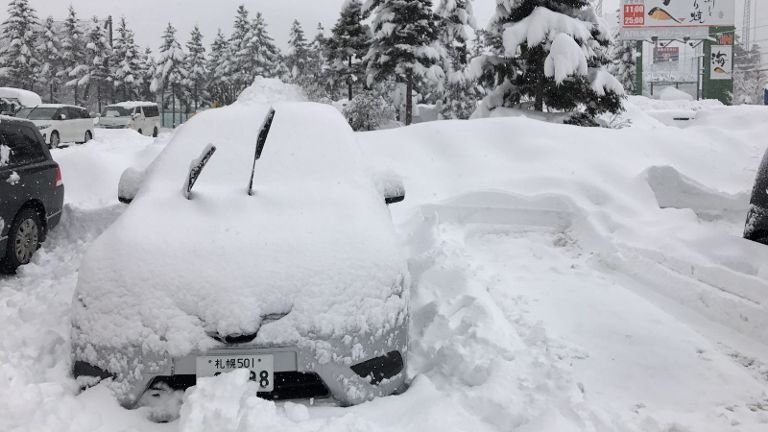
[144,105,159,117]
[79,108,90,119]
[0,124,46,166]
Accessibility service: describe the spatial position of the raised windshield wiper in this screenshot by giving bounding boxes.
[183,143,217,200]
[247,108,276,196]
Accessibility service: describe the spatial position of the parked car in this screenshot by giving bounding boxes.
[0,116,64,273]
[0,87,42,115]
[97,102,161,137]
[71,103,408,421]
[745,148,768,244]
[15,104,94,148]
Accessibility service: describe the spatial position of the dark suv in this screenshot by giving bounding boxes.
[0,116,64,273]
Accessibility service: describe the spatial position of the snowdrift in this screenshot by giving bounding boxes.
[359,104,768,345]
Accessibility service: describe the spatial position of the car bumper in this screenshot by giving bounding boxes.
[73,327,408,408]
[97,125,128,129]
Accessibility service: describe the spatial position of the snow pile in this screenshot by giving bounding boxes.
[51,129,164,209]
[659,86,694,101]
[236,76,306,105]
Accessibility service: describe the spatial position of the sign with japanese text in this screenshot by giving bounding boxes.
[654,47,680,63]
[710,45,733,80]
[622,0,735,28]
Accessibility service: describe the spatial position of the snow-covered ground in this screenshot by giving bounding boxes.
[2,99,768,432]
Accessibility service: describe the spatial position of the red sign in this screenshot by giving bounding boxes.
[624,4,645,27]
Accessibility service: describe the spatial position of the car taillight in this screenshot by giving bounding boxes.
[55,166,63,187]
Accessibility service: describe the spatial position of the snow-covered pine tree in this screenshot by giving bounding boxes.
[608,13,636,95]
[138,47,156,101]
[82,16,113,108]
[436,0,479,119]
[305,23,331,100]
[733,36,763,105]
[0,0,40,90]
[59,6,86,105]
[250,12,283,80]
[326,0,371,101]
[364,0,446,125]
[152,23,187,118]
[185,25,208,110]
[471,0,624,125]
[207,30,234,105]
[37,16,61,102]
[285,20,311,86]
[226,5,254,93]
[112,17,142,101]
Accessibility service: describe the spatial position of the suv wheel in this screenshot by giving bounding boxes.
[1,208,42,273]
[153,127,159,137]
[50,131,60,148]
[84,130,92,143]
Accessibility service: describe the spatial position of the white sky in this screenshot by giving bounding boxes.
[0,0,764,62]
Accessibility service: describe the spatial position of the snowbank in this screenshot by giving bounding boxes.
[659,86,694,101]
[236,76,306,105]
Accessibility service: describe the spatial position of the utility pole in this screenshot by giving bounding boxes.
[743,0,752,48]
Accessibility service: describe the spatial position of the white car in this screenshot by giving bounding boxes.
[97,102,161,137]
[72,102,409,421]
[15,104,94,148]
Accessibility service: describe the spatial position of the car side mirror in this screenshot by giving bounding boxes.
[58,114,67,120]
[118,167,145,204]
[374,171,406,205]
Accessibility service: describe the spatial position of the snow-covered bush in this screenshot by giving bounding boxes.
[343,90,397,131]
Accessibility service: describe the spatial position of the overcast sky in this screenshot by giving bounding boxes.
[0,0,765,60]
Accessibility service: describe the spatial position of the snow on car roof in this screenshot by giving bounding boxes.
[0,87,42,107]
[30,104,80,109]
[107,101,157,108]
[74,101,407,364]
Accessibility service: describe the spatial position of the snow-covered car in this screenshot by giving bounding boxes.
[15,104,94,148]
[745,147,768,244]
[0,87,42,115]
[0,116,64,273]
[96,102,161,137]
[71,102,409,419]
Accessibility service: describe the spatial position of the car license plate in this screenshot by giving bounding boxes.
[196,354,274,392]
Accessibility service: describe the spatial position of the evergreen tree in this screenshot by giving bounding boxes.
[112,17,142,101]
[185,25,208,110]
[608,14,637,95]
[304,23,331,100]
[0,0,40,90]
[82,16,113,108]
[227,5,255,92]
[152,23,187,114]
[59,6,86,105]
[327,0,370,101]
[207,29,234,105]
[250,12,283,79]
[37,16,61,102]
[286,20,311,86]
[436,0,479,119]
[138,47,157,101]
[364,0,446,125]
[472,0,623,125]
[733,36,763,105]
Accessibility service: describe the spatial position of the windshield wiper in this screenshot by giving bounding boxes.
[247,108,276,196]
[183,144,217,200]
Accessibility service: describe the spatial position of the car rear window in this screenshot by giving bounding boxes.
[0,124,46,166]
[143,105,159,117]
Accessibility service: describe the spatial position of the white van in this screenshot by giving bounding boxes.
[97,102,161,137]
[15,104,95,148]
